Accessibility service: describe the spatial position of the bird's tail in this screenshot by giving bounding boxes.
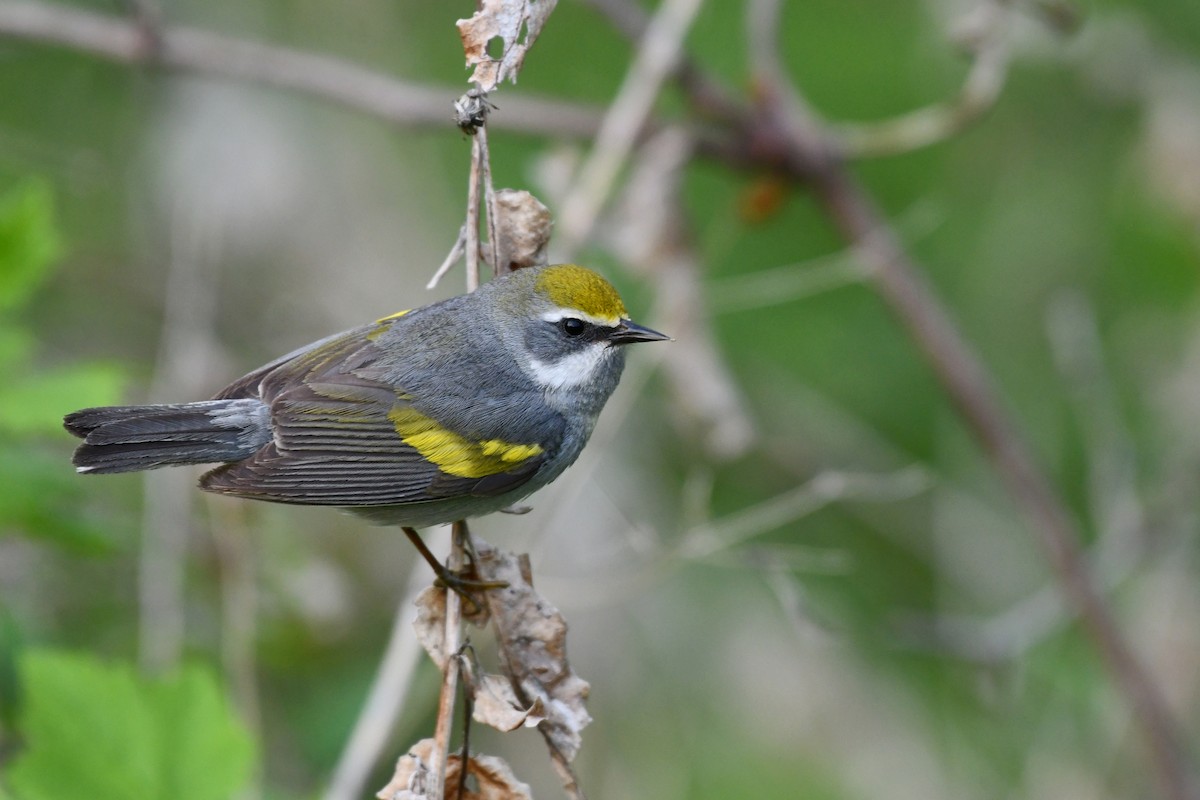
[64,399,272,474]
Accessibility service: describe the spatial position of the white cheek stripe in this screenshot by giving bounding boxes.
[528,344,609,390]
[540,308,621,327]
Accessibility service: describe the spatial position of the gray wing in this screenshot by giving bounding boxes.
[200,318,549,507]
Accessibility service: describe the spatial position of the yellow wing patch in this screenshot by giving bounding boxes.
[368,309,411,341]
[535,265,627,325]
[388,407,543,478]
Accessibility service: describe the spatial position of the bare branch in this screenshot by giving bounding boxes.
[677,467,933,560]
[426,225,468,290]
[833,1,1014,158]
[556,0,705,255]
[207,499,262,799]
[807,165,1198,800]
[477,126,502,277]
[325,557,432,800]
[465,137,484,292]
[0,0,605,139]
[427,523,469,800]
[609,127,755,460]
[139,196,226,674]
[581,0,745,121]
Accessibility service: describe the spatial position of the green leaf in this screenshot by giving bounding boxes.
[148,669,257,800]
[4,650,256,800]
[0,446,117,554]
[0,180,61,313]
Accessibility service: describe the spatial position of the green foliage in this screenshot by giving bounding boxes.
[0,180,124,551]
[2,650,256,800]
[0,179,60,313]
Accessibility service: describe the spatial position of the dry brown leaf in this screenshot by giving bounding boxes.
[377,739,533,800]
[375,738,433,800]
[413,586,451,669]
[474,540,592,761]
[413,585,492,669]
[472,673,547,732]
[457,0,559,91]
[493,188,552,273]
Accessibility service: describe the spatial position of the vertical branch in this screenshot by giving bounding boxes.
[138,198,223,674]
[464,136,484,292]
[426,523,468,800]
[556,0,706,256]
[207,497,262,800]
[476,126,502,276]
[324,556,432,800]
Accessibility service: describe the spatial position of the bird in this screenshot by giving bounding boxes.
[64,264,669,586]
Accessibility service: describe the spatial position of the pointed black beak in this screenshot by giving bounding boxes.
[609,319,671,345]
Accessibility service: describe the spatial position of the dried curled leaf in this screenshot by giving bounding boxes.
[377,739,532,800]
[413,586,490,669]
[493,189,552,274]
[376,739,432,800]
[457,0,559,91]
[472,673,546,733]
[475,540,592,761]
[413,586,450,669]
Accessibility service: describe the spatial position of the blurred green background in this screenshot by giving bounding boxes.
[3,0,1200,798]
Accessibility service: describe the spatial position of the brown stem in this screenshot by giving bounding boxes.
[465,137,483,292]
[428,522,468,800]
[476,126,502,277]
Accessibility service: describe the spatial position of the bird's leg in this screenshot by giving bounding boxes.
[402,526,507,610]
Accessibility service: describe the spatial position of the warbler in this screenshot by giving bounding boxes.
[65,264,669,539]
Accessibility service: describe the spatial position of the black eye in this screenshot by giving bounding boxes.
[560,318,587,337]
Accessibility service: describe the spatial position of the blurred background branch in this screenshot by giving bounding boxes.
[0,0,606,137]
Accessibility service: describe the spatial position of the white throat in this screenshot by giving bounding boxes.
[528,343,610,390]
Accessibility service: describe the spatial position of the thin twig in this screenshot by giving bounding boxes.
[476,125,502,277]
[677,466,933,560]
[611,126,754,459]
[556,0,706,256]
[456,650,474,800]
[706,252,868,314]
[464,137,483,292]
[206,498,262,800]
[428,522,468,800]
[833,0,1013,158]
[139,195,224,673]
[324,555,433,800]
[0,0,606,139]
[581,0,746,121]
[544,746,586,800]
[426,224,468,290]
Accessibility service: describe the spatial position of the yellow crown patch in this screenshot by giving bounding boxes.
[535,265,628,324]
